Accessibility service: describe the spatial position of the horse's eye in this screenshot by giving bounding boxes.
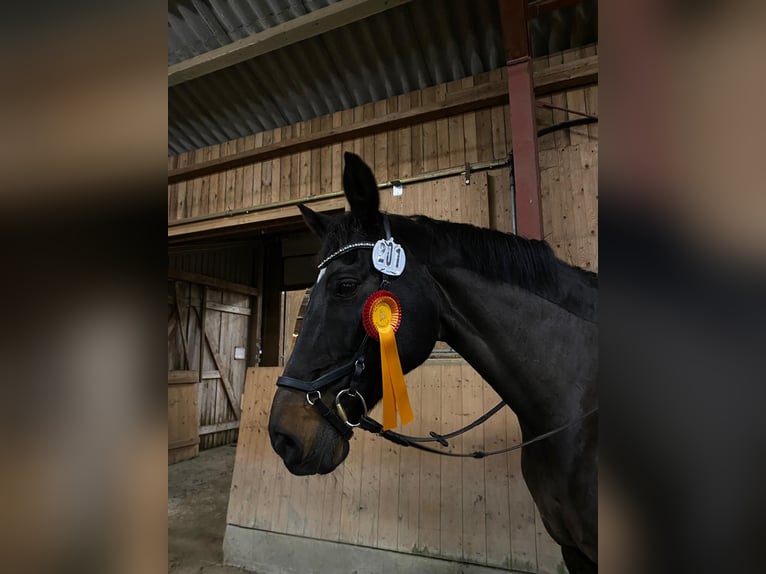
[336,280,358,298]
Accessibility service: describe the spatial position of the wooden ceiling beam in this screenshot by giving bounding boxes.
[168,0,414,87]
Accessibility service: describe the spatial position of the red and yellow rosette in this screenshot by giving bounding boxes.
[362,290,414,430]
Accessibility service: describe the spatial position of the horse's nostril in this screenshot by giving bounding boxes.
[272,431,302,462]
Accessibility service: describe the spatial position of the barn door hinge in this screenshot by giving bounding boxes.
[463,163,471,185]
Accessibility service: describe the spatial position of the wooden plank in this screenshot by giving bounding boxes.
[318,462,342,542]
[548,51,570,150]
[168,377,199,463]
[374,100,388,183]
[192,306,241,419]
[168,295,253,316]
[198,286,207,382]
[168,0,416,86]
[250,369,281,531]
[218,289,234,422]
[410,91,424,176]
[564,48,590,146]
[300,121,312,199]
[168,444,198,464]
[439,363,463,560]
[207,145,220,214]
[353,105,364,156]
[242,135,256,208]
[460,365,487,565]
[435,84,449,170]
[190,149,203,217]
[260,130,274,205]
[386,97,399,182]
[168,269,259,297]
[339,432,364,545]
[421,86,438,173]
[168,56,598,184]
[481,382,511,569]
[304,470,330,539]
[236,366,262,527]
[228,293,251,403]
[280,124,293,202]
[397,93,412,180]
[168,155,178,221]
[463,78,479,165]
[168,437,199,450]
[474,78,494,163]
[199,421,239,435]
[357,417,382,547]
[224,141,236,212]
[199,146,212,217]
[320,115,334,195]
[311,118,324,196]
[448,79,468,168]
[508,410,538,572]
[377,387,401,550]
[168,312,178,338]
[362,102,376,180]
[331,111,343,193]
[536,505,564,574]
[168,370,198,384]
[172,283,192,369]
[175,152,189,219]
[202,289,222,447]
[396,367,421,554]
[417,363,441,555]
[227,367,253,526]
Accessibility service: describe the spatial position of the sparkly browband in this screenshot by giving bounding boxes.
[317,242,376,269]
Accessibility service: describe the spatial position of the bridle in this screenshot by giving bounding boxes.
[275,215,598,456]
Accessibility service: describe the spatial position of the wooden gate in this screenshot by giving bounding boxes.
[227,362,562,572]
[168,278,255,451]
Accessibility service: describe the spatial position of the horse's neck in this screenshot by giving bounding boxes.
[430,265,597,434]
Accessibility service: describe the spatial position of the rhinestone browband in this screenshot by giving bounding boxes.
[317,242,376,269]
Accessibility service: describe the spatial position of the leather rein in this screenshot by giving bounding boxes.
[275,216,598,457]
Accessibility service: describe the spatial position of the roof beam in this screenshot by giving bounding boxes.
[168,0,414,87]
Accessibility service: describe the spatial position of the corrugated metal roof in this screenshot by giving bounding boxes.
[168,0,597,155]
[168,0,341,65]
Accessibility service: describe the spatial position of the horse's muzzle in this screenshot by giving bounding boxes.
[269,425,350,475]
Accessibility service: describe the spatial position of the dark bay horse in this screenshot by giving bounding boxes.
[268,152,598,573]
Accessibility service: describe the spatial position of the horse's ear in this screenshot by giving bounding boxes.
[298,203,333,238]
[343,152,379,225]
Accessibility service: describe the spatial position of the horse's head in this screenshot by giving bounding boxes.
[268,152,440,475]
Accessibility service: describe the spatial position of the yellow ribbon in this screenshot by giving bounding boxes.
[370,298,413,430]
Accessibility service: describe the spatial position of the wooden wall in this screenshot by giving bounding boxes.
[228,364,564,573]
[169,244,256,286]
[537,45,598,272]
[168,47,599,268]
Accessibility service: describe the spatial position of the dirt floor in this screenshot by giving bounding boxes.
[169,444,253,574]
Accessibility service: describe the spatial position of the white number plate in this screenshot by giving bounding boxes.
[372,238,406,276]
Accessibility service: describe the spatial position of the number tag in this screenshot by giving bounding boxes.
[372,238,406,276]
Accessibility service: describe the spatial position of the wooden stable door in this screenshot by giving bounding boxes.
[168,281,254,451]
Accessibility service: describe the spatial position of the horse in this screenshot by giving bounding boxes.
[268,152,598,573]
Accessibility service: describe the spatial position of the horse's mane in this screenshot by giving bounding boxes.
[409,215,597,297]
[321,212,598,301]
